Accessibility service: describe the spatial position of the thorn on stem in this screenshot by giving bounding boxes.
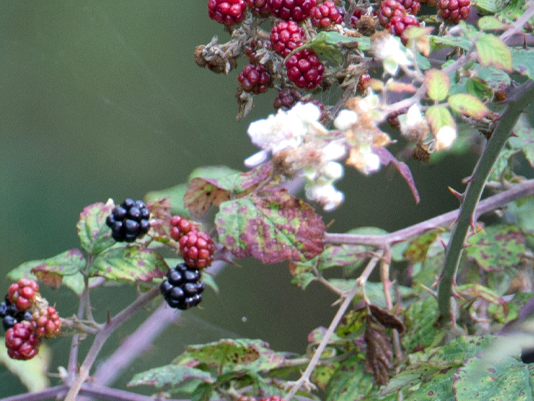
[448,186,464,202]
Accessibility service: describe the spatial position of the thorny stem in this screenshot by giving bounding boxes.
[64,286,161,401]
[324,177,534,247]
[283,253,382,401]
[437,79,534,320]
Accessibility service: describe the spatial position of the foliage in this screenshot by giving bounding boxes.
[3,1,534,401]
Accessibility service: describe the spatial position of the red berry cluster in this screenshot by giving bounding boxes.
[438,0,470,24]
[378,0,420,45]
[357,73,371,93]
[268,0,317,22]
[3,278,61,360]
[310,1,344,28]
[246,0,270,16]
[270,20,305,57]
[170,216,215,270]
[286,48,325,89]
[238,64,272,94]
[208,0,247,25]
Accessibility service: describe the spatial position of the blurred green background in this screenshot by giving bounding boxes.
[0,1,479,397]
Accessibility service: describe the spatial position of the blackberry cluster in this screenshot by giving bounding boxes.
[0,298,31,331]
[106,199,150,243]
[310,1,344,28]
[160,264,205,310]
[208,0,247,25]
[5,322,40,360]
[238,64,272,94]
[285,49,325,89]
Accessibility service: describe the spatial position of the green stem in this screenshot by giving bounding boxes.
[437,79,534,320]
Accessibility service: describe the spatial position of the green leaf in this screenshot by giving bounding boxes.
[144,183,189,217]
[509,118,534,167]
[448,93,490,119]
[472,0,498,13]
[432,335,493,363]
[405,366,456,401]
[430,35,472,51]
[476,65,511,92]
[465,224,526,272]
[425,69,449,101]
[476,33,512,71]
[184,164,273,219]
[0,341,51,392]
[325,355,374,401]
[216,189,325,263]
[128,365,214,390]
[380,362,444,396]
[467,77,494,101]
[415,53,431,71]
[456,284,505,306]
[76,202,116,255]
[89,246,168,282]
[176,339,287,373]
[403,230,440,264]
[311,363,339,391]
[191,382,214,401]
[496,0,534,26]
[426,105,456,135]
[454,356,533,401]
[402,296,442,353]
[318,31,371,50]
[478,16,509,30]
[489,292,533,324]
[512,48,534,80]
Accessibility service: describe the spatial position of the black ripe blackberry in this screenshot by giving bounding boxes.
[1,300,31,331]
[160,263,204,310]
[106,199,151,242]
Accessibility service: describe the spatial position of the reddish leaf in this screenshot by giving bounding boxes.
[374,147,420,203]
[216,189,325,263]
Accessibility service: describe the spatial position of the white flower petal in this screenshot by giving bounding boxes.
[244,150,269,168]
[334,109,358,130]
[435,126,457,151]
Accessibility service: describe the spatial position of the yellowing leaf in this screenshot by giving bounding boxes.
[0,341,50,392]
[476,33,512,71]
[448,93,490,119]
[425,106,456,134]
[425,69,449,101]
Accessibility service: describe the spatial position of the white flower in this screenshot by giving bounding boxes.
[371,32,413,76]
[403,104,424,127]
[246,102,324,155]
[435,126,457,151]
[362,151,380,174]
[334,109,358,130]
[322,161,344,180]
[322,140,347,161]
[244,150,269,168]
[399,104,429,145]
[306,184,345,211]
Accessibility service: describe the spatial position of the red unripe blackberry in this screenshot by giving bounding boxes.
[270,21,305,58]
[274,88,302,111]
[180,231,216,269]
[357,73,371,92]
[386,108,408,129]
[438,0,470,24]
[267,0,317,22]
[397,0,420,15]
[285,49,324,90]
[387,14,420,45]
[238,64,272,94]
[30,306,61,338]
[7,279,39,311]
[350,9,363,27]
[5,322,40,360]
[246,0,270,16]
[259,397,282,401]
[310,1,344,28]
[170,216,198,241]
[208,0,247,25]
[377,0,407,27]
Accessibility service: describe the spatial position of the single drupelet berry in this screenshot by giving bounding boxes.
[270,21,305,58]
[238,64,272,94]
[377,0,407,27]
[30,306,61,338]
[285,49,324,90]
[310,1,344,28]
[160,264,204,310]
[179,231,216,270]
[208,0,247,25]
[267,0,317,22]
[5,322,40,360]
[7,278,39,311]
[273,88,302,111]
[387,14,420,45]
[246,0,270,16]
[397,0,420,15]
[438,0,470,24]
[170,216,199,242]
[350,9,363,27]
[106,199,151,243]
[357,73,371,92]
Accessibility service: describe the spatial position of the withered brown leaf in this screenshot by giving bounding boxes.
[364,316,393,385]
[369,304,405,334]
